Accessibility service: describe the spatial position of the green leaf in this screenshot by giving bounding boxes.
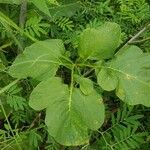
[8,39,65,80]
[97,45,150,107]
[30,0,51,17]
[49,2,81,19]
[6,95,27,111]
[97,68,118,91]
[0,0,21,4]
[29,77,66,110]
[74,74,93,95]
[29,77,105,146]
[78,22,121,60]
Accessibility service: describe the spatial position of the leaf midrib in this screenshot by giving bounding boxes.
[105,66,150,88]
[68,65,75,111]
[10,59,61,68]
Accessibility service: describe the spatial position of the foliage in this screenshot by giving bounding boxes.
[94,105,148,150]
[0,0,150,149]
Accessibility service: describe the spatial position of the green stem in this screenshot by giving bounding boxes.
[76,63,96,68]
[97,130,114,150]
[0,79,21,149]
[0,42,12,49]
[68,64,75,111]
[130,37,150,44]
[0,11,37,42]
[83,68,95,77]
[0,79,20,95]
[0,99,22,150]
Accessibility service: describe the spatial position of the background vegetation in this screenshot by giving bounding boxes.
[0,0,150,149]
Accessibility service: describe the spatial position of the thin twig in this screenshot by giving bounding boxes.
[0,100,22,150]
[0,42,12,49]
[28,113,41,130]
[125,23,150,46]
[19,0,28,52]
[129,37,150,44]
[19,0,27,28]
[115,23,150,55]
[0,79,20,95]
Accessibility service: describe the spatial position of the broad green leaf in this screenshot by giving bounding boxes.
[97,45,150,107]
[30,0,51,17]
[74,74,93,95]
[29,77,105,146]
[8,39,65,80]
[29,77,67,110]
[78,22,121,60]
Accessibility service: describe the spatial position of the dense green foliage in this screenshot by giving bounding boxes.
[0,0,150,149]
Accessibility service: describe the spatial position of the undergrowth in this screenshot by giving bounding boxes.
[0,0,150,150]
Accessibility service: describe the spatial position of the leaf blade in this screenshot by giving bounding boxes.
[97,45,150,107]
[29,77,105,145]
[8,39,65,80]
[78,22,121,60]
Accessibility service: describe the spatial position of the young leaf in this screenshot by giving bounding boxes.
[78,22,121,60]
[29,77,105,146]
[30,0,51,17]
[8,39,65,80]
[97,67,118,91]
[97,45,150,107]
[74,74,93,95]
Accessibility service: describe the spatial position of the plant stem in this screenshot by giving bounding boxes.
[68,64,75,111]
[28,113,41,130]
[19,0,28,51]
[0,79,20,95]
[0,11,37,42]
[125,23,150,46]
[130,37,150,44]
[19,0,27,29]
[0,42,12,49]
[97,130,114,150]
[83,68,94,77]
[0,99,22,150]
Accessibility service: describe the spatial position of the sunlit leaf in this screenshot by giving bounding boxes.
[78,22,121,60]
